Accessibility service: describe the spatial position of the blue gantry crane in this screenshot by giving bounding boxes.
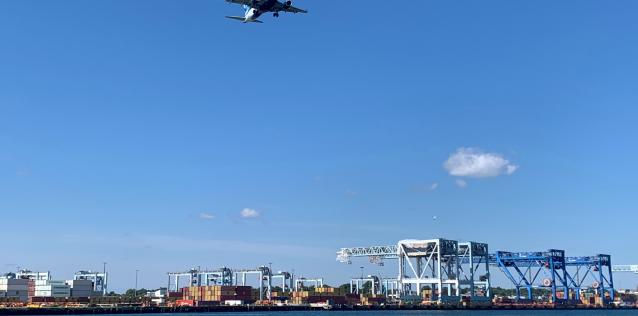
[337,241,616,305]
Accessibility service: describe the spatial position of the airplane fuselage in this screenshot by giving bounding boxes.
[244,0,291,22]
[225,0,303,23]
[244,7,263,22]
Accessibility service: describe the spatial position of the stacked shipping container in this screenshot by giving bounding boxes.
[34,280,71,298]
[66,279,93,297]
[290,288,347,305]
[0,278,29,302]
[181,285,252,305]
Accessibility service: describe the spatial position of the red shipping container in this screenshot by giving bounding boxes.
[176,299,195,307]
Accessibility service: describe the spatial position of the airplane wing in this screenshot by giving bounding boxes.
[226,0,307,14]
[225,0,255,6]
[273,1,308,13]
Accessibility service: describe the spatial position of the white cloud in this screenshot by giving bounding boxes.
[456,179,467,188]
[506,164,519,175]
[240,208,260,218]
[199,212,215,220]
[430,182,439,190]
[444,147,519,178]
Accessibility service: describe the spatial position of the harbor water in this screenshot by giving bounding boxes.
[29,311,638,316]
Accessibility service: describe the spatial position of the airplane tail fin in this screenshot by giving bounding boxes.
[225,16,263,23]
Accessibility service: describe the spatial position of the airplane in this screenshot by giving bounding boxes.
[225,0,307,23]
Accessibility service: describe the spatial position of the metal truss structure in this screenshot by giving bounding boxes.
[167,268,234,293]
[337,245,398,265]
[457,242,491,300]
[233,266,272,301]
[349,276,380,295]
[16,269,51,281]
[168,266,278,301]
[565,255,614,302]
[294,277,323,291]
[337,239,488,303]
[270,271,293,293]
[491,250,569,302]
[337,240,617,305]
[398,239,460,302]
[381,278,400,298]
[613,265,638,274]
[74,270,108,296]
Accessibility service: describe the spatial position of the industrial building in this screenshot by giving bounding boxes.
[0,269,106,303]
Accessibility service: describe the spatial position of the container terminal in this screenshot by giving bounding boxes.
[2,238,638,314]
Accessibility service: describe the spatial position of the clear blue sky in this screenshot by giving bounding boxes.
[1,0,637,291]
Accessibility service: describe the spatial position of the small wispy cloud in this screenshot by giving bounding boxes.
[456,179,468,188]
[345,190,358,197]
[444,147,519,178]
[429,182,439,190]
[240,208,260,218]
[199,212,215,220]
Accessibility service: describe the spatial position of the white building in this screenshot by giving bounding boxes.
[147,288,167,305]
[16,270,50,281]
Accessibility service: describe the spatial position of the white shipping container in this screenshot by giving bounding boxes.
[224,300,244,306]
[35,287,70,298]
[0,285,29,291]
[0,279,29,286]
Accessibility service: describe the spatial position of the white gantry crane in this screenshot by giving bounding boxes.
[613,265,638,274]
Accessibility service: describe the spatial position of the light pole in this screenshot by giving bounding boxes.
[135,270,139,298]
[360,266,364,294]
[103,262,107,295]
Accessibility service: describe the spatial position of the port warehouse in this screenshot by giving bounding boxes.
[1,238,637,309]
[0,270,106,304]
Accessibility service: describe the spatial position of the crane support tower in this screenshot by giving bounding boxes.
[492,249,569,302]
[337,238,491,303]
[167,267,233,292]
[74,270,108,296]
[233,266,272,301]
[294,277,323,291]
[350,275,381,295]
[397,239,460,303]
[168,266,280,301]
[270,271,293,293]
[458,242,491,301]
[565,255,615,303]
